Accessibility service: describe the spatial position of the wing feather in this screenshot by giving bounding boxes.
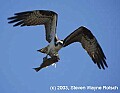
[8,10,58,43]
[63,26,108,69]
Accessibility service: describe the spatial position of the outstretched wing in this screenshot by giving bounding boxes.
[7,10,58,43]
[63,26,108,69]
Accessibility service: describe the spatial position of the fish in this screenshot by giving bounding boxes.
[33,56,59,72]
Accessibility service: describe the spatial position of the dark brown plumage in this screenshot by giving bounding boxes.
[63,26,108,69]
[8,10,58,43]
[8,10,108,70]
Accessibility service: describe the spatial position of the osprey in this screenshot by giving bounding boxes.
[8,10,108,71]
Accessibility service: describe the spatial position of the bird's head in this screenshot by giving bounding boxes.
[55,40,63,46]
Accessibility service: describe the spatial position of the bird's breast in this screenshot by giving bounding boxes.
[55,44,63,52]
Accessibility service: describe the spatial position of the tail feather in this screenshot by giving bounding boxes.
[37,47,48,53]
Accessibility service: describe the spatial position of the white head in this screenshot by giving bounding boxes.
[55,40,63,46]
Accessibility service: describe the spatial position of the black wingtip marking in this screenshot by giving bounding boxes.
[103,59,108,68]
[92,51,108,70]
[98,45,108,68]
[8,19,21,24]
[97,62,101,69]
[8,16,17,20]
[97,43,106,59]
[95,55,107,70]
[12,21,24,27]
[97,52,106,69]
[14,11,32,15]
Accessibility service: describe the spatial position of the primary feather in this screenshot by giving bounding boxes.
[8,10,58,43]
[63,26,108,69]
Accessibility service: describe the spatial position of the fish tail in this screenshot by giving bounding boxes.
[33,67,41,72]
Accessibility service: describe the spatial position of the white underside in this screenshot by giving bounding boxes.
[47,42,63,57]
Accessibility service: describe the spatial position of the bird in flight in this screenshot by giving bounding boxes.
[8,10,108,71]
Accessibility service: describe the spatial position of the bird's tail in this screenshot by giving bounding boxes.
[37,47,48,54]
